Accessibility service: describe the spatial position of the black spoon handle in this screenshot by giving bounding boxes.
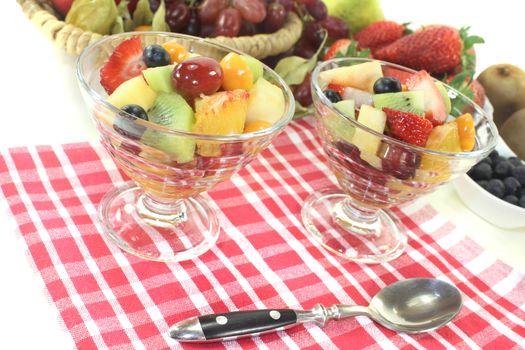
[199,309,297,340]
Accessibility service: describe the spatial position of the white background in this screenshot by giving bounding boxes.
[2,0,525,348]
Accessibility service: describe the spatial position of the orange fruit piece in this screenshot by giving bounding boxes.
[425,122,462,153]
[455,113,475,151]
[134,25,152,31]
[244,120,272,133]
[161,40,189,64]
[220,52,253,91]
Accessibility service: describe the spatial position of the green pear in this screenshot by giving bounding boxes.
[323,0,384,34]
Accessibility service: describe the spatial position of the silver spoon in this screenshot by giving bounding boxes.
[169,278,462,342]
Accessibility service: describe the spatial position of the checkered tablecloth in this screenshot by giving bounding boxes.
[1,118,524,349]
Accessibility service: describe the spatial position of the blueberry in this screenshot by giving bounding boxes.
[121,104,148,120]
[493,160,514,178]
[489,150,499,160]
[503,195,519,206]
[373,77,402,94]
[486,179,505,198]
[503,177,521,196]
[479,157,492,167]
[492,156,506,167]
[143,44,171,67]
[324,89,342,103]
[508,157,523,167]
[520,195,525,208]
[511,165,525,185]
[114,104,148,140]
[468,162,492,181]
[476,180,489,189]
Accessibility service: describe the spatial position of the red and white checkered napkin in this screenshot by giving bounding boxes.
[1,117,524,349]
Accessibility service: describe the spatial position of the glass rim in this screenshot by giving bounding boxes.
[310,57,499,159]
[76,31,295,142]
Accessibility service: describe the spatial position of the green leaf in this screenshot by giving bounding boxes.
[132,0,153,27]
[151,0,170,32]
[111,16,125,34]
[65,0,118,35]
[274,31,328,86]
[274,56,316,85]
[463,35,485,50]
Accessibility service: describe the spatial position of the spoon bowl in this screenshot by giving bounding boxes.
[368,278,463,333]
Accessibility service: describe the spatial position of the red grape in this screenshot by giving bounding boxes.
[264,2,286,33]
[239,20,257,36]
[172,57,223,98]
[319,16,349,39]
[198,0,227,24]
[166,2,191,32]
[214,7,242,37]
[276,0,293,11]
[200,24,215,37]
[306,0,327,21]
[233,0,266,24]
[304,21,325,47]
[293,37,316,58]
[293,73,312,107]
[184,11,201,36]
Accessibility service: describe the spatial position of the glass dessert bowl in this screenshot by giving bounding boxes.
[302,57,498,264]
[77,32,294,262]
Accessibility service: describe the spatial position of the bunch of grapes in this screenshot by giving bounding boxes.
[147,0,292,38]
[292,0,348,58]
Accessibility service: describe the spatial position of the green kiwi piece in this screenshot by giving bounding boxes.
[142,65,175,93]
[373,91,425,116]
[142,93,195,163]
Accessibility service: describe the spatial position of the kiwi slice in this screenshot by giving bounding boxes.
[373,91,425,116]
[435,81,452,114]
[142,65,175,93]
[141,93,195,163]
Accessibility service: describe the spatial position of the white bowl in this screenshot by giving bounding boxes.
[453,138,525,229]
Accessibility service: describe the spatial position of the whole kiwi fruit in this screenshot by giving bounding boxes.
[499,108,525,160]
[478,64,525,127]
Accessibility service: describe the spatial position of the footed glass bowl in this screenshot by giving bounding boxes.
[302,58,498,264]
[77,32,294,262]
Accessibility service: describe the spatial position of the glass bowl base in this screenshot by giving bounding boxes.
[99,183,219,262]
[302,188,407,264]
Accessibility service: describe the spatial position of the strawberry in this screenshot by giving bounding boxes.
[373,26,462,75]
[381,66,414,85]
[327,83,346,97]
[383,108,433,147]
[100,37,147,94]
[406,70,447,126]
[323,39,352,61]
[470,79,486,107]
[354,21,405,52]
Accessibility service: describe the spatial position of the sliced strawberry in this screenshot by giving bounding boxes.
[100,37,147,94]
[383,107,433,147]
[381,66,414,85]
[406,70,447,126]
[323,39,352,61]
[327,83,346,97]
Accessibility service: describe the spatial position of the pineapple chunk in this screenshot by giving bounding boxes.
[351,105,386,156]
[107,76,157,111]
[319,61,383,93]
[245,77,285,125]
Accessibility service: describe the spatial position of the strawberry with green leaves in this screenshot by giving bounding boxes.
[323,39,370,61]
[373,25,483,75]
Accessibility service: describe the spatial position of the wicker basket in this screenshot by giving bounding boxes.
[17,0,303,59]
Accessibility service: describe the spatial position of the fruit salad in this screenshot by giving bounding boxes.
[99,36,286,162]
[317,60,477,179]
